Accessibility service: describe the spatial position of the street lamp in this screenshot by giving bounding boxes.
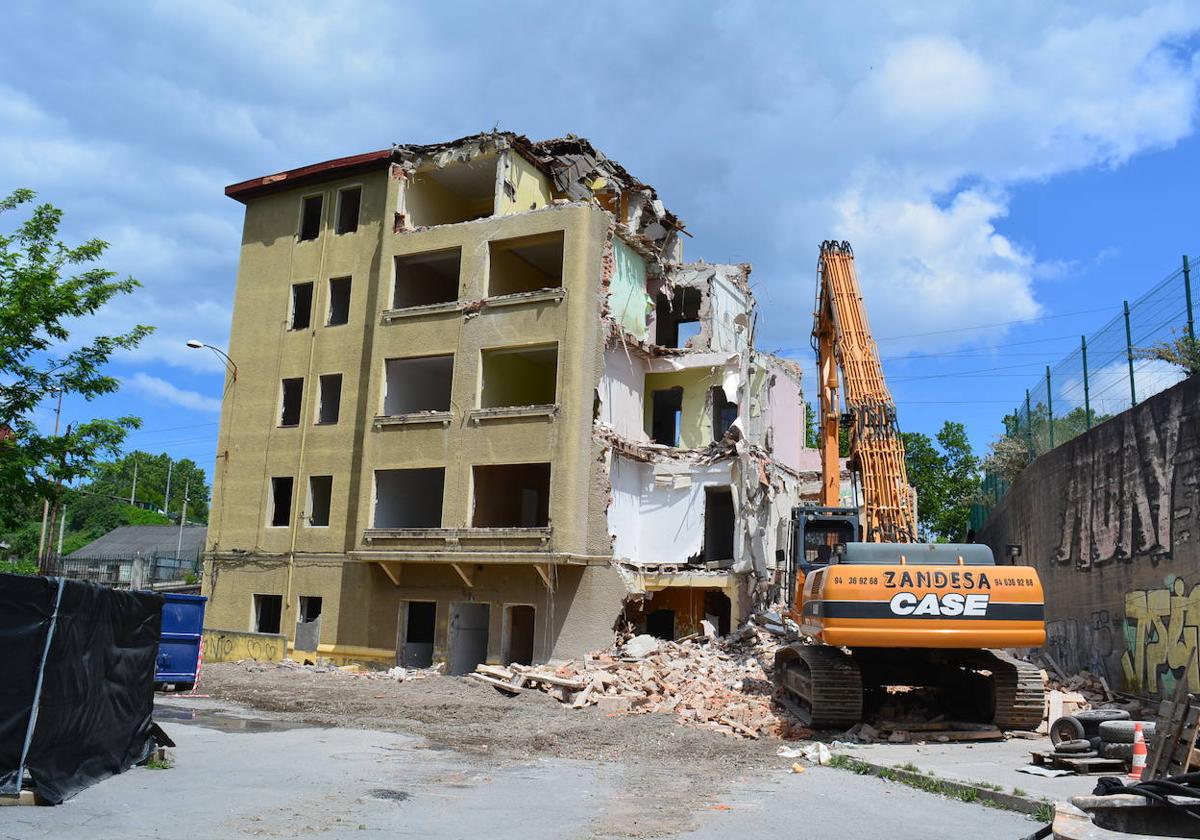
[186,340,238,381]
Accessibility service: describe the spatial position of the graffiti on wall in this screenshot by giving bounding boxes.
[1120,576,1200,696]
[1055,387,1194,569]
[1046,611,1118,684]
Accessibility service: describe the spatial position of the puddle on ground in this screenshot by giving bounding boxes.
[367,788,410,802]
[154,703,327,733]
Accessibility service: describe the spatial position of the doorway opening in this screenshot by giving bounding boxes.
[503,605,535,665]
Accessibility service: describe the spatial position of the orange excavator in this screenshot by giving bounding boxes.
[774,241,1046,730]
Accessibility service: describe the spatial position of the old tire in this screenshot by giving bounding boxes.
[1101,742,1134,760]
[1098,720,1156,744]
[1055,738,1094,754]
[1049,715,1086,745]
[1074,708,1130,737]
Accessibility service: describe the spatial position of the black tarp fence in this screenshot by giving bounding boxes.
[0,573,165,803]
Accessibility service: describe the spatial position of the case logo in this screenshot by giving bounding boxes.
[888,592,989,617]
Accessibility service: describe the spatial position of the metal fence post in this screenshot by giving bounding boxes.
[1045,365,1054,448]
[1123,300,1137,405]
[1185,255,1195,340]
[1025,389,1034,455]
[1081,335,1091,430]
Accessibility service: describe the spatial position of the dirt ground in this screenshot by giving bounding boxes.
[196,661,791,837]
[200,661,783,771]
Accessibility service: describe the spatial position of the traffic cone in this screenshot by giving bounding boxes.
[1128,722,1147,781]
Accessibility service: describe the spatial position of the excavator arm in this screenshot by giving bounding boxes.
[814,241,917,543]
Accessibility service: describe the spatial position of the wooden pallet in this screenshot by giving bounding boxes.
[1030,750,1126,775]
[1145,691,1200,780]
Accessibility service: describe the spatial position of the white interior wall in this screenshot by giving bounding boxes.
[599,347,647,440]
[707,269,750,355]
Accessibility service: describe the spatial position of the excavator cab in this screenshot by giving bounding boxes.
[787,506,859,608]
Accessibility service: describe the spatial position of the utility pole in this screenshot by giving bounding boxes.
[176,478,190,559]
[163,458,173,514]
[36,388,65,565]
[130,457,138,505]
[57,504,66,556]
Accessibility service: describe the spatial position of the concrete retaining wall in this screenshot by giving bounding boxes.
[978,375,1200,698]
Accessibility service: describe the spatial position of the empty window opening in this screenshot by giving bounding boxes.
[383,355,453,415]
[279,378,304,426]
[488,231,564,297]
[472,463,551,528]
[449,602,490,676]
[504,605,535,666]
[298,195,323,241]
[307,475,333,527]
[269,477,294,527]
[290,282,314,330]
[374,468,445,529]
[253,594,282,634]
[327,276,351,325]
[316,374,342,425]
[335,187,361,234]
[404,155,498,228]
[704,591,732,637]
[298,595,323,622]
[702,487,735,567]
[480,345,557,408]
[393,248,461,309]
[646,609,675,641]
[401,601,436,668]
[655,287,702,347]
[711,386,737,442]
[650,387,683,446]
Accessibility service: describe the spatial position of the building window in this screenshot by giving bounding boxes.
[712,386,737,442]
[335,186,361,234]
[393,248,461,309]
[404,155,498,228]
[298,595,323,623]
[269,477,294,527]
[316,374,342,425]
[279,378,304,426]
[253,594,282,634]
[650,386,683,446]
[480,344,557,408]
[307,475,332,527]
[655,287,702,348]
[472,463,550,528]
[373,468,445,528]
[298,195,323,241]
[327,277,351,326]
[488,231,564,297]
[383,355,453,415]
[290,282,314,330]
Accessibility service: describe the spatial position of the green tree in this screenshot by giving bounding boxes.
[0,189,152,535]
[901,421,979,541]
[86,451,210,522]
[1137,328,1200,375]
[805,402,850,457]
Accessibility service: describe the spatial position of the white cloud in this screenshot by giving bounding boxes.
[126,372,222,414]
[1057,358,1188,415]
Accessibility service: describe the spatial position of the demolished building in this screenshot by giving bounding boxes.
[203,131,816,670]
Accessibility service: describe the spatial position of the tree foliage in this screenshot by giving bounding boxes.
[805,402,850,457]
[901,421,979,542]
[0,189,152,529]
[86,450,210,523]
[1137,329,1200,375]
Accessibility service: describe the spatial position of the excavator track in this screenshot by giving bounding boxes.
[773,644,862,729]
[981,649,1046,731]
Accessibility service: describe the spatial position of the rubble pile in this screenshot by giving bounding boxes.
[472,614,810,741]
[250,658,443,682]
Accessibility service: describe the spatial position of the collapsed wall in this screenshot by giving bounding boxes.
[978,374,1200,698]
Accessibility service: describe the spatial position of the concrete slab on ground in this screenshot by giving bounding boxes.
[6,698,1039,839]
[838,737,1101,804]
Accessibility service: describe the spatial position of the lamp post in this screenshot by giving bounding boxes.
[186,340,238,381]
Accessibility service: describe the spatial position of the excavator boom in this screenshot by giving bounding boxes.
[814,241,917,542]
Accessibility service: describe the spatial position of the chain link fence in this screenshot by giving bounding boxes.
[972,255,1196,532]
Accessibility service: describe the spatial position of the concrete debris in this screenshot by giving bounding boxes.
[264,658,443,682]
[472,619,812,741]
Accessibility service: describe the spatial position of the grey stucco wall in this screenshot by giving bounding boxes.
[978,374,1200,697]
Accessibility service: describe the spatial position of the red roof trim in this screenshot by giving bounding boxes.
[225,148,395,203]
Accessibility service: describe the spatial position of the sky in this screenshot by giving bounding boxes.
[3,1,1199,485]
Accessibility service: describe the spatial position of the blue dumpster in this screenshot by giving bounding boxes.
[155,593,207,689]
